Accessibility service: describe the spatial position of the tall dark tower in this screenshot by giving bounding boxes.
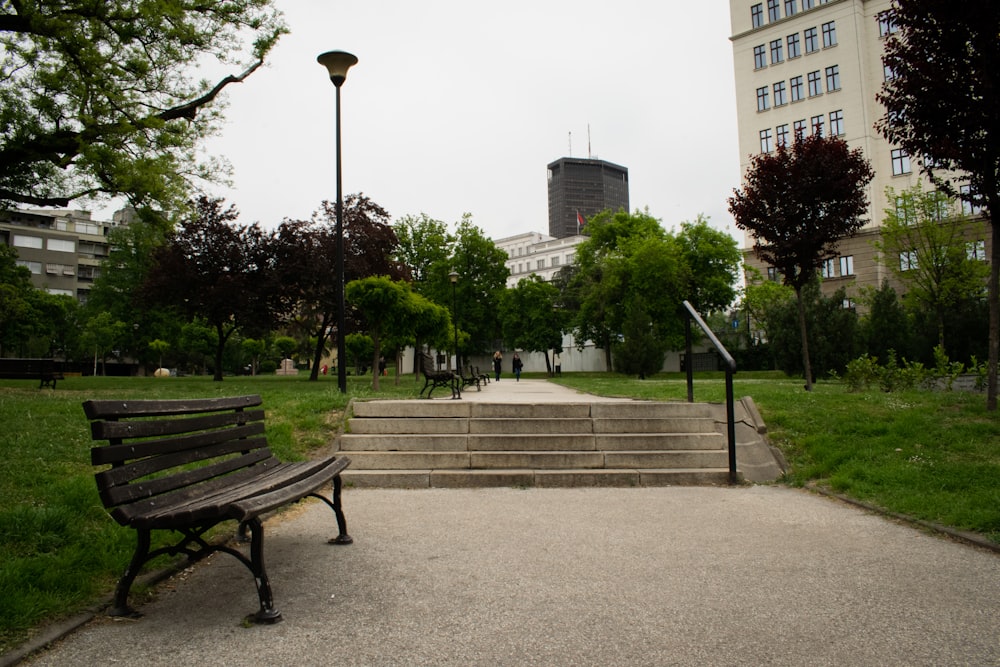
[547,157,629,238]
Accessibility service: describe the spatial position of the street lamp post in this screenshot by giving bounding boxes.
[449,271,459,372]
[317,50,358,394]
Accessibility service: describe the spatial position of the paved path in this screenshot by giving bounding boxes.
[447,377,628,402]
[18,381,1000,666]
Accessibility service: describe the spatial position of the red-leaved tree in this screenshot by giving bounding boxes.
[729,135,874,390]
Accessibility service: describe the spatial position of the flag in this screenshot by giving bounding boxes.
[576,211,585,233]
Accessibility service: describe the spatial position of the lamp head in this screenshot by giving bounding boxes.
[449,271,459,284]
[317,51,358,87]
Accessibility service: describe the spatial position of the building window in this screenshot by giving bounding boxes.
[829,109,844,136]
[959,184,982,215]
[776,123,790,148]
[802,0,815,8]
[787,33,801,59]
[793,119,808,139]
[821,258,836,278]
[551,256,560,267]
[767,0,780,22]
[47,238,75,253]
[804,27,819,53]
[811,114,825,137]
[16,260,42,274]
[760,128,775,153]
[767,266,779,281]
[878,11,898,37]
[883,64,896,81]
[789,75,804,101]
[754,45,767,69]
[967,240,986,261]
[825,65,841,91]
[891,148,912,175]
[773,81,787,106]
[822,21,837,47]
[807,70,822,96]
[756,86,770,111]
[12,234,43,249]
[899,250,919,271]
[752,3,764,28]
[770,39,784,64]
[784,0,797,16]
[537,259,545,270]
[839,255,855,276]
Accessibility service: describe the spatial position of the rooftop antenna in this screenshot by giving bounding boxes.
[587,124,592,159]
[568,131,572,157]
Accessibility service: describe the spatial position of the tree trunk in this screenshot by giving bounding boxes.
[796,286,813,391]
[213,324,225,382]
[987,216,999,411]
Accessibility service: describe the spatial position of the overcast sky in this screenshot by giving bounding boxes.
[195,0,741,241]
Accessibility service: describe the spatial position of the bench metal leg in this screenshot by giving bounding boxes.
[244,516,282,624]
[108,528,151,618]
[308,476,353,545]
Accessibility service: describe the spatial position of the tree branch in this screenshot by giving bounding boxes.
[157,60,263,122]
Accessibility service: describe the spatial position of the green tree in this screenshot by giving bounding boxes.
[567,209,689,372]
[876,0,1000,409]
[675,214,742,313]
[875,186,989,354]
[857,280,914,365]
[449,216,509,357]
[346,276,413,391]
[499,275,567,372]
[729,135,874,390]
[80,311,127,375]
[0,1,285,211]
[0,244,36,355]
[149,339,170,370]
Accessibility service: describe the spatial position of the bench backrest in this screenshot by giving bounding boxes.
[83,395,274,526]
[420,353,443,376]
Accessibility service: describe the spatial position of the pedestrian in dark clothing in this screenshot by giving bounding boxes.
[493,350,503,382]
[512,352,523,381]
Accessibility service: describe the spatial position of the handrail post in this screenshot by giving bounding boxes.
[726,368,738,484]
[685,312,694,403]
[682,300,739,485]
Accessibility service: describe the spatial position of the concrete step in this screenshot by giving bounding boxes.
[342,468,734,489]
[339,398,744,488]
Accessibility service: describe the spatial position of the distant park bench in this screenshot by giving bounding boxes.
[83,394,352,624]
[0,357,64,388]
[456,365,481,392]
[419,353,458,399]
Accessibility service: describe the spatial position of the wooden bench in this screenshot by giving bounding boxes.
[419,353,458,399]
[456,365,480,391]
[83,394,352,624]
[0,357,64,388]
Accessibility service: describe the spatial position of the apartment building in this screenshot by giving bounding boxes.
[495,231,584,288]
[729,0,989,305]
[0,207,131,303]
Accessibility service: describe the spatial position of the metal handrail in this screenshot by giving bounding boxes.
[682,300,738,485]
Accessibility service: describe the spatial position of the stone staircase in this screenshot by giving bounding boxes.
[338,399,758,488]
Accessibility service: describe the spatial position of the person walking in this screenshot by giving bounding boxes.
[553,352,561,376]
[493,350,503,382]
[512,352,523,381]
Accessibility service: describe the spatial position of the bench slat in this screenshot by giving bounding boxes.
[95,432,269,488]
[99,448,273,510]
[91,409,265,441]
[83,395,263,420]
[131,457,351,528]
[91,421,266,466]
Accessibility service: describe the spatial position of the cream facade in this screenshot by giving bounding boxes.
[729,0,988,306]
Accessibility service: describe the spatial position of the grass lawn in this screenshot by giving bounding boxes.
[1,370,997,653]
